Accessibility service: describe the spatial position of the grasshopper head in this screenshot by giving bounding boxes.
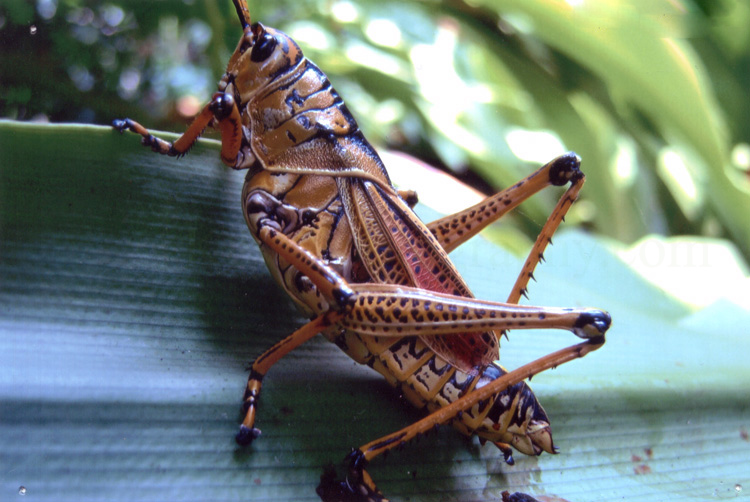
[226,22,304,100]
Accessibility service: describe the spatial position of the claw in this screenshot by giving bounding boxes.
[316,464,352,502]
[235,425,261,446]
[316,452,387,502]
[112,119,128,132]
[502,491,541,502]
[492,442,515,465]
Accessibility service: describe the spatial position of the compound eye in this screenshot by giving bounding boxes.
[251,31,277,62]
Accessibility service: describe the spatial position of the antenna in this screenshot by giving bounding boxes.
[233,0,251,29]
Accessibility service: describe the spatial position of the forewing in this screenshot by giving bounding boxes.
[339,177,500,373]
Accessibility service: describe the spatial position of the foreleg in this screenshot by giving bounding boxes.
[113,90,245,167]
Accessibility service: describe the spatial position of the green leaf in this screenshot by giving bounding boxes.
[465,0,750,261]
[1,121,749,501]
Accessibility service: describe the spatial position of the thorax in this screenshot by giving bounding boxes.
[242,169,358,316]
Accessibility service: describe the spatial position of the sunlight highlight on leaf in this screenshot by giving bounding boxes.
[331,0,359,23]
[346,42,408,79]
[613,138,638,187]
[505,128,566,164]
[365,18,403,48]
[658,147,702,219]
[615,235,750,309]
[288,22,331,50]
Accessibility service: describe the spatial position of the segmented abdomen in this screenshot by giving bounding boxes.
[330,330,554,456]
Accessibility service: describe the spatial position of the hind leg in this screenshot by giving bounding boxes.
[318,338,604,501]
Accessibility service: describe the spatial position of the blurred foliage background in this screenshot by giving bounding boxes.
[2,0,750,258]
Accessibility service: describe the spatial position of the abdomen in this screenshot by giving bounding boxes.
[330,330,554,456]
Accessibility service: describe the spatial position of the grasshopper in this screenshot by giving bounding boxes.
[113,1,611,499]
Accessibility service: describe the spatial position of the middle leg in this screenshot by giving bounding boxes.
[427,152,583,253]
[236,311,343,445]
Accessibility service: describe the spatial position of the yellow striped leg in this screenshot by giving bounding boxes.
[324,339,604,501]
[340,284,610,340]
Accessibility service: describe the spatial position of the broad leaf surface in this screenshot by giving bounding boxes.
[1,122,748,501]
